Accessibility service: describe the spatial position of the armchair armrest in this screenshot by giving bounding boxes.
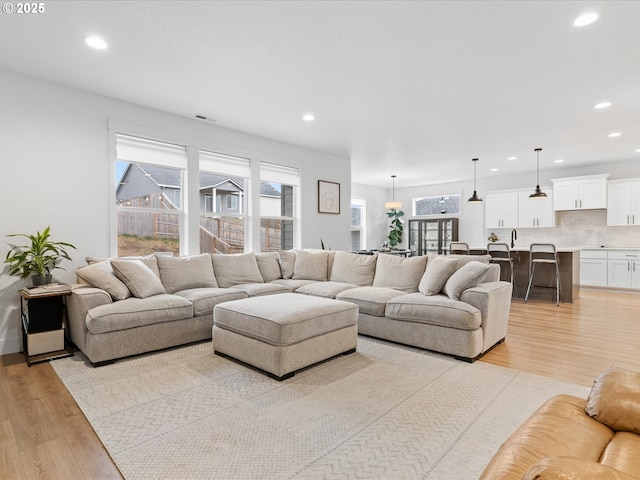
[524,456,637,480]
[460,281,512,351]
[67,285,112,352]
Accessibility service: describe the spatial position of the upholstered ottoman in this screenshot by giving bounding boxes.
[212,293,358,380]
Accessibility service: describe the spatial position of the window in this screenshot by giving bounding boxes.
[115,134,186,256]
[260,162,299,252]
[199,150,250,255]
[351,197,366,251]
[413,194,461,216]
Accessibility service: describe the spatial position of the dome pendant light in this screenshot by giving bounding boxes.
[467,158,483,203]
[385,175,402,209]
[529,148,548,199]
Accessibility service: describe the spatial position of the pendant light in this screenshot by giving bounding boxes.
[385,175,402,209]
[529,148,547,198]
[467,158,483,203]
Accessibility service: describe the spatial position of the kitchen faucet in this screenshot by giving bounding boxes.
[511,229,517,248]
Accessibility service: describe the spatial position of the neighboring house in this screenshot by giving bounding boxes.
[116,164,252,214]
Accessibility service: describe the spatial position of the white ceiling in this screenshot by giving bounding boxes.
[1,1,639,188]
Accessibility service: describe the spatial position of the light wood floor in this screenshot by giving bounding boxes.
[1,289,639,479]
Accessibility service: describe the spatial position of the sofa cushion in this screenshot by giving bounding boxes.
[328,251,377,286]
[211,253,264,287]
[292,250,329,281]
[449,254,491,266]
[278,250,296,279]
[255,252,283,282]
[372,254,428,293]
[232,283,292,297]
[270,278,317,290]
[385,293,481,330]
[296,281,358,299]
[336,286,408,317]
[418,256,458,296]
[585,368,640,435]
[174,288,248,317]
[110,259,166,299]
[86,294,193,334]
[76,261,131,301]
[86,253,160,277]
[156,254,218,294]
[443,261,490,301]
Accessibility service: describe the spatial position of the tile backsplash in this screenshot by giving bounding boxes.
[488,210,640,249]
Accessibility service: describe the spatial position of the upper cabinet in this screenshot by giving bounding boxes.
[485,192,519,229]
[607,180,640,226]
[551,174,608,211]
[518,190,555,228]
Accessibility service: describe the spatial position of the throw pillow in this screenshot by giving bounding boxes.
[76,260,131,301]
[210,253,264,288]
[86,253,161,277]
[418,256,458,296]
[278,250,296,279]
[255,252,283,282]
[110,259,166,299]
[372,254,428,293]
[292,250,329,281]
[156,254,218,294]
[443,261,490,300]
[329,251,377,286]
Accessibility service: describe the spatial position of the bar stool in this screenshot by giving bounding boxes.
[487,242,518,296]
[524,243,562,305]
[449,242,470,255]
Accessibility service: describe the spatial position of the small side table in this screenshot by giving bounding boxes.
[20,286,74,366]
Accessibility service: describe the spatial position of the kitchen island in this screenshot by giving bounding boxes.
[507,247,580,303]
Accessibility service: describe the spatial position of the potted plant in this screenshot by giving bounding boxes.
[387,208,405,248]
[4,226,76,285]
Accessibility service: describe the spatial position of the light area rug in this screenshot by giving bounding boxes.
[52,337,588,480]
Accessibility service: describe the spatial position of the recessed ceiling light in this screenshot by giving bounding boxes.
[302,113,315,122]
[555,159,565,163]
[574,12,599,27]
[507,156,517,161]
[490,168,499,172]
[594,102,611,109]
[84,35,108,50]
[608,132,622,138]
[636,148,640,153]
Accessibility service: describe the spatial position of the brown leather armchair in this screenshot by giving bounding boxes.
[480,368,640,479]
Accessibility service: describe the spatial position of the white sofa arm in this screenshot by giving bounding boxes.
[67,285,112,352]
[460,281,512,352]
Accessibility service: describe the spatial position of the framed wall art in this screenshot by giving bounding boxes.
[318,180,340,214]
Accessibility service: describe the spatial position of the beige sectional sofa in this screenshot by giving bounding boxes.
[67,249,513,366]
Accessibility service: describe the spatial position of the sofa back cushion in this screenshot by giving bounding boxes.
[211,253,264,287]
[329,251,377,286]
[256,252,283,282]
[76,260,132,301]
[372,254,428,293]
[443,261,490,300]
[418,256,458,296]
[292,250,329,281]
[111,259,166,298]
[157,254,218,294]
[278,251,296,279]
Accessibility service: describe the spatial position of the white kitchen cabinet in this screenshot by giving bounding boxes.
[580,249,608,287]
[518,190,555,228]
[607,180,640,226]
[552,174,608,211]
[485,192,518,229]
[607,250,640,289]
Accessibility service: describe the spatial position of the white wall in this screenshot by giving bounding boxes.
[0,69,351,354]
